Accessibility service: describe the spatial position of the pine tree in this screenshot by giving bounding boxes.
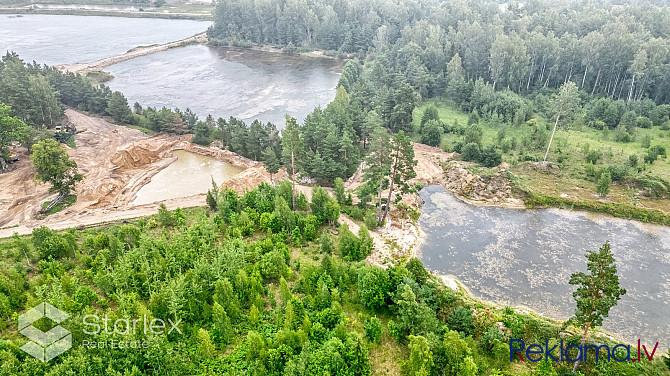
[380,131,417,225]
[364,126,392,226]
[569,241,626,372]
[281,116,303,210]
[261,146,281,183]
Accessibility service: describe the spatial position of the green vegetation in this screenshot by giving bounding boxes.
[0,182,666,375]
[568,241,626,372]
[30,139,83,213]
[0,102,30,170]
[205,0,670,219]
[40,194,77,216]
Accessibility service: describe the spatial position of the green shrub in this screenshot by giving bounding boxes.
[447,306,475,336]
[364,316,382,344]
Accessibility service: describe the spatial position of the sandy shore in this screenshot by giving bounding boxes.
[56,32,207,74]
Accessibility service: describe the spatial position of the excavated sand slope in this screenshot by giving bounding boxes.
[0,110,270,238]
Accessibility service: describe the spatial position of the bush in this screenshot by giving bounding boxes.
[481,326,504,352]
[447,306,474,336]
[479,147,502,167]
[461,143,481,162]
[364,211,378,229]
[364,317,382,344]
[596,172,612,197]
[420,120,443,147]
[585,150,600,164]
[637,116,653,129]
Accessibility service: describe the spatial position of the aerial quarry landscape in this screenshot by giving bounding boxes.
[1,1,670,375]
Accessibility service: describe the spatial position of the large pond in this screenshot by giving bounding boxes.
[131,150,242,206]
[105,45,341,126]
[0,14,209,65]
[418,185,670,348]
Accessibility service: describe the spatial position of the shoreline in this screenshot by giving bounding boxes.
[56,31,207,74]
[0,7,212,20]
[397,182,664,350]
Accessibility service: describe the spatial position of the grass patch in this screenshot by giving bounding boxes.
[524,191,670,225]
[41,195,77,216]
[126,124,158,135]
[85,70,114,85]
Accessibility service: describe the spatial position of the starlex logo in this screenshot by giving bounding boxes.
[18,302,72,362]
[510,339,660,363]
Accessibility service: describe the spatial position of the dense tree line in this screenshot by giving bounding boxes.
[210,0,670,104]
[0,53,122,129]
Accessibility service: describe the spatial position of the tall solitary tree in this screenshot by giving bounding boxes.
[31,139,83,212]
[569,241,626,372]
[544,82,580,161]
[364,126,392,225]
[281,116,303,210]
[380,131,417,226]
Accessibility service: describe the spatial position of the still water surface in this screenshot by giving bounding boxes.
[418,185,670,347]
[106,45,341,126]
[131,150,242,206]
[0,14,209,65]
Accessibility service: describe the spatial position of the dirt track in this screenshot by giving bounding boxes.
[56,32,207,74]
[0,110,272,238]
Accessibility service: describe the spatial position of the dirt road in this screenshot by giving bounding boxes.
[56,32,207,74]
[0,110,270,238]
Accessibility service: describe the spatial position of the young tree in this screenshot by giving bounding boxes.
[596,171,612,197]
[544,82,580,161]
[281,116,303,210]
[31,139,83,212]
[261,146,281,183]
[569,241,626,372]
[407,335,433,376]
[333,177,346,204]
[0,103,30,170]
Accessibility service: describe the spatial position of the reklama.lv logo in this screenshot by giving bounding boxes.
[510,339,660,363]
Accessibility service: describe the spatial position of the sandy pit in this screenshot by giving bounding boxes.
[0,109,274,238]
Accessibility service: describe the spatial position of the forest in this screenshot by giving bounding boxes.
[0,182,667,376]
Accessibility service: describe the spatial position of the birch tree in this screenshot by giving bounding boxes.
[544,82,580,162]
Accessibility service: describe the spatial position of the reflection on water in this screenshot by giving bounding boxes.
[105,45,340,126]
[0,15,209,65]
[131,150,242,206]
[418,185,670,347]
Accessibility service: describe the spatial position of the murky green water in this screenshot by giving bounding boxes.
[0,14,209,65]
[105,45,340,126]
[418,185,670,347]
[131,150,242,206]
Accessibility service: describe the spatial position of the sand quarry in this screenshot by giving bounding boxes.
[0,110,517,273]
[0,109,277,238]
